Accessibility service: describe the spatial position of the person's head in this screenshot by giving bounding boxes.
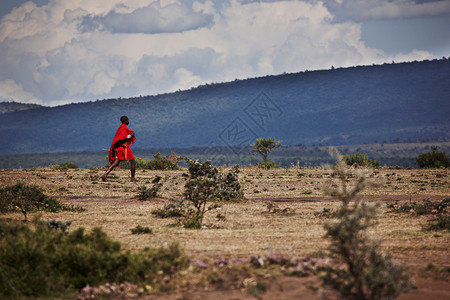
[120,116,129,125]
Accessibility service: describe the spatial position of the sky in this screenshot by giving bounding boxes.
[0,0,449,107]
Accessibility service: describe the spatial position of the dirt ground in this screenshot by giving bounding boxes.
[0,166,449,299]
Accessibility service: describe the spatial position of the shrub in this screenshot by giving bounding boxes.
[182,159,219,227]
[151,200,191,218]
[0,183,81,221]
[423,215,450,232]
[130,225,153,234]
[149,158,244,228]
[314,207,337,218]
[146,152,180,170]
[47,219,72,232]
[217,165,244,201]
[256,160,279,169]
[386,198,448,215]
[118,152,180,170]
[0,217,188,299]
[136,176,164,200]
[342,152,380,168]
[321,148,411,300]
[183,215,203,229]
[264,202,295,215]
[416,146,449,168]
[53,162,79,170]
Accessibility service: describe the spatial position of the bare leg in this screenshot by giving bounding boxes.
[130,159,136,182]
[101,159,120,181]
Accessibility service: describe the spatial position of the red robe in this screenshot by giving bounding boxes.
[108,124,136,163]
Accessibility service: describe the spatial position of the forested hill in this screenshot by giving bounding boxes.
[0,102,43,114]
[1,59,449,155]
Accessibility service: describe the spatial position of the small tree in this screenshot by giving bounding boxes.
[322,148,411,299]
[416,146,449,169]
[251,137,282,167]
[182,158,219,228]
[180,158,244,228]
[0,183,69,222]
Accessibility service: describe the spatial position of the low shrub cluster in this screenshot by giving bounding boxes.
[151,200,191,219]
[145,152,180,170]
[120,152,180,170]
[130,225,153,234]
[136,176,164,200]
[386,198,449,215]
[256,160,279,169]
[46,219,72,232]
[342,152,380,168]
[424,215,450,232]
[53,162,79,170]
[0,182,84,221]
[314,207,338,218]
[386,197,450,232]
[264,202,295,216]
[416,146,449,169]
[0,217,188,299]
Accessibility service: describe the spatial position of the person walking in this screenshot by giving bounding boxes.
[101,116,137,182]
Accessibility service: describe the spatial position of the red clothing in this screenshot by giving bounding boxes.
[108,124,136,163]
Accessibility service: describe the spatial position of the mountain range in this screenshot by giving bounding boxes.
[1,58,449,156]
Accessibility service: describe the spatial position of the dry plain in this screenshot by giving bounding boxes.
[1,166,449,299]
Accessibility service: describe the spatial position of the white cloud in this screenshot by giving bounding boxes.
[81,1,214,34]
[391,49,435,62]
[323,0,450,22]
[0,0,445,106]
[0,79,41,104]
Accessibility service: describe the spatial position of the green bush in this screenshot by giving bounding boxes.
[136,176,164,200]
[322,148,411,299]
[386,198,448,215]
[145,152,180,170]
[416,146,449,169]
[0,217,188,299]
[118,152,180,170]
[151,200,191,218]
[424,215,450,232]
[183,159,219,227]
[0,183,82,221]
[149,158,243,228]
[53,162,79,170]
[183,215,203,229]
[47,219,72,232]
[130,225,153,234]
[256,160,279,169]
[217,165,244,201]
[342,152,380,168]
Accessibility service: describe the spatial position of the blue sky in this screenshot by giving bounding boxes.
[0,0,449,106]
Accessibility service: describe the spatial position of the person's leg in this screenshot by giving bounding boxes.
[130,159,136,182]
[101,159,120,181]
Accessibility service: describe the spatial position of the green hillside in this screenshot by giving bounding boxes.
[0,102,43,114]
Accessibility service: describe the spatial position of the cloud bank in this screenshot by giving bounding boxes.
[0,0,446,106]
